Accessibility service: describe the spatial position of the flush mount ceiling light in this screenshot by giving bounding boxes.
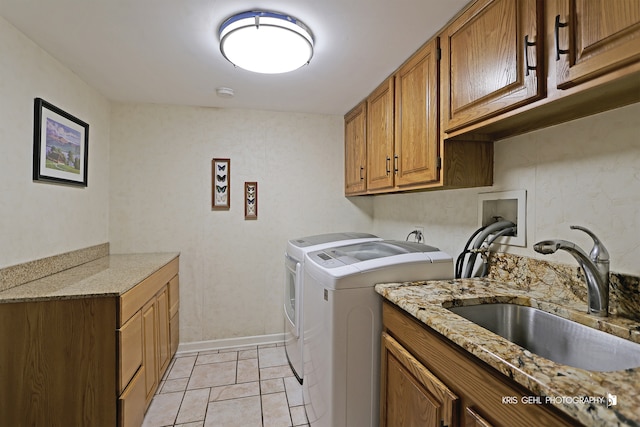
[219,11,314,74]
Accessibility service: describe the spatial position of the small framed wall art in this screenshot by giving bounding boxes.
[244,182,257,220]
[212,158,230,210]
[33,98,89,187]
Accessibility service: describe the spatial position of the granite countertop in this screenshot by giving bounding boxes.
[0,252,179,303]
[375,278,640,427]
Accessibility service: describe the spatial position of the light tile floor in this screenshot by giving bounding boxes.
[142,342,309,427]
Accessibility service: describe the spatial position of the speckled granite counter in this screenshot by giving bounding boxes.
[0,252,179,303]
[375,278,640,427]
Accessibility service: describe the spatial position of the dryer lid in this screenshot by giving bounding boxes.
[322,240,440,265]
[289,232,378,248]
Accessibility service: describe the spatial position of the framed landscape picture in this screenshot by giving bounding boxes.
[33,98,89,187]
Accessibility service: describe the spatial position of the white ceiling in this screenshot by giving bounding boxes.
[0,0,469,115]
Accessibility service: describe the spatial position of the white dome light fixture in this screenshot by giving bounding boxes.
[219,11,314,74]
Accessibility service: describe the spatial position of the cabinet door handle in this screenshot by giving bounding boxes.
[359,166,364,180]
[554,15,569,61]
[385,157,391,175]
[524,35,536,76]
[394,155,399,175]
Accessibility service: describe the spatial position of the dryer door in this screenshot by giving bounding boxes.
[284,254,301,338]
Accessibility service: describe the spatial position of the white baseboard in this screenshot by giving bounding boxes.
[176,332,285,354]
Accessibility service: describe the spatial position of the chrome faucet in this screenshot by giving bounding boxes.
[533,226,610,317]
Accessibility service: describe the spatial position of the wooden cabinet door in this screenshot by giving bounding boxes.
[157,286,171,378]
[367,77,395,192]
[344,102,367,195]
[395,39,440,188]
[169,275,180,357]
[555,0,640,88]
[142,299,157,405]
[380,332,458,427]
[441,0,544,133]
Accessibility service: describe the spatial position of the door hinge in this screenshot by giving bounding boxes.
[436,156,442,169]
[436,47,442,61]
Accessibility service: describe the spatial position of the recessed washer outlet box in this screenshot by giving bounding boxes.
[477,190,526,247]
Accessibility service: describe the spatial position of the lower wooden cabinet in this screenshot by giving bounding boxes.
[0,297,118,426]
[381,332,458,427]
[0,256,179,427]
[381,301,578,427]
[120,257,179,424]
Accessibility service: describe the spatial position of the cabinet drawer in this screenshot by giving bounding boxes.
[119,310,143,394]
[119,257,179,327]
[119,366,146,427]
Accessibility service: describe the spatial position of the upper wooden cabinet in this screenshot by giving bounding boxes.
[344,0,640,196]
[395,39,441,188]
[441,0,544,133]
[363,40,443,195]
[344,36,494,196]
[344,102,367,196]
[366,77,396,192]
[554,0,640,89]
[441,0,640,139]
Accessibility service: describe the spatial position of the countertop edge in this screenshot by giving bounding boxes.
[0,252,180,303]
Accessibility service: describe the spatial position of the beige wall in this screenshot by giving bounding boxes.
[4,11,640,347]
[372,102,640,277]
[109,103,374,343]
[0,16,110,268]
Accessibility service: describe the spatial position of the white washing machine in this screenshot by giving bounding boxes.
[284,232,381,384]
[302,240,453,427]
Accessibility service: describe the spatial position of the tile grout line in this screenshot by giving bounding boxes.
[257,345,265,427]
[146,344,308,426]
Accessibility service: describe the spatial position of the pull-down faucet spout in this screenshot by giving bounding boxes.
[534,226,610,317]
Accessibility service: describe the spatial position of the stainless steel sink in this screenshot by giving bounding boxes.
[448,303,640,372]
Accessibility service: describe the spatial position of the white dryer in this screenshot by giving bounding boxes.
[302,240,453,427]
[284,232,381,384]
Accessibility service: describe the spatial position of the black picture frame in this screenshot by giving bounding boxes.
[33,98,89,187]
